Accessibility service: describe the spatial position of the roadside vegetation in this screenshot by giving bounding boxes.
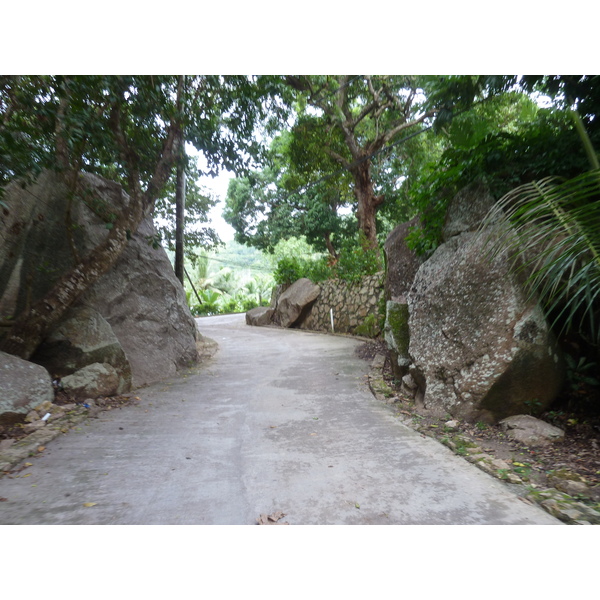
[2,74,599,430]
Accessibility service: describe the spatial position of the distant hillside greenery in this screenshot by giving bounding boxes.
[170,237,323,316]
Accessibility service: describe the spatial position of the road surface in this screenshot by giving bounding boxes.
[0,313,559,524]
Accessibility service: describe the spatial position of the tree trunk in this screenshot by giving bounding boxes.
[0,77,184,361]
[0,196,144,360]
[351,158,384,250]
[324,232,338,260]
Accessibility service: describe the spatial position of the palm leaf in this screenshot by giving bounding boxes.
[481,169,600,342]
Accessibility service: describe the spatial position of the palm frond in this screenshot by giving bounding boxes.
[481,169,600,342]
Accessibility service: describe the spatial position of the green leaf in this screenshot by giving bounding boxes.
[481,169,600,342]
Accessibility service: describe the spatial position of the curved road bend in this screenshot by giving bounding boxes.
[0,313,559,525]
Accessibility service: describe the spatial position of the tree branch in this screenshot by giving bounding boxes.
[380,109,437,146]
[322,146,352,170]
[143,76,185,213]
[54,80,71,172]
[109,100,143,202]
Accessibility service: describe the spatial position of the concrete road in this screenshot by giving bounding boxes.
[0,313,560,525]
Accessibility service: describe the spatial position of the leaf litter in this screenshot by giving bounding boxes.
[256,510,289,525]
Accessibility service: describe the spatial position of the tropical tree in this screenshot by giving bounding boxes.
[223,130,355,258]
[479,77,600,347]
[483,169,600,344]
[0,75,276,359]
[283,76,440,249]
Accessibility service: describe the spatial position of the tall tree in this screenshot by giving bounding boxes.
[0,75,273,359]
[284,76,438,249]
[223,127,355,258]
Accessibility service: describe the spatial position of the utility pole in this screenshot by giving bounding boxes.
[174,156,185,284]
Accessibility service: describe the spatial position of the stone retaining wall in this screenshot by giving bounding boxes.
[279,273,385,335]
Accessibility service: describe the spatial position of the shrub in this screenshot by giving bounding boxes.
[273,255,330,285]
[332,235,382,283]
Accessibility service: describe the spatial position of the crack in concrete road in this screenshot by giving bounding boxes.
[0,313,560,524]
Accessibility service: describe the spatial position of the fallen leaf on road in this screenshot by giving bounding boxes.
[0,497,7,502]
[83,502,97,508]
[257,511,289,525]
[24,462,33,467]
[37,446,45,452]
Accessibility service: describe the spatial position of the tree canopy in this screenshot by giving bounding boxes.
[0,75,281,357]
[222,75,527,255]
[3,74,600,356]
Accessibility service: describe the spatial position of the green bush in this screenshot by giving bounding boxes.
[241,297,260,312]
[189,289,221,316]
[273,255,330,285]
[404,108,595,256]
[220,297,241,314]
[332,234,383,283]
[273,233,382,286]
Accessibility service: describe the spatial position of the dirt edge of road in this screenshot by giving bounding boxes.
[0,335,221,477]
[360,344,600,525]
[3,329,599,525]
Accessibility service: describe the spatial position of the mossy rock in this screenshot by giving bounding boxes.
[384,301,409,357]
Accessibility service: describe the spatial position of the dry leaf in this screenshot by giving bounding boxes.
[23,473,32,478]
[83,502,97,507]
[37,446,45,452]
[257,511,289,525]
[24,462,33,467]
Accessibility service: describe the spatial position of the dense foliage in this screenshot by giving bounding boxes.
[273,232,382,285]
[1,75,287,247]
[0,75,282,357]
[387,79,599,255]
[3,74,599,350]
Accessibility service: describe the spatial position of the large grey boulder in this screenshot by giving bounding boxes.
[442,179,496,242]
[0,170,198,389]
[0,351,54,422]
[384,216,424,302]
[246,306,274,326]
[273,278,320,328]
[29,305,132,393]
[79,214,199,387]
[406,227,564,423]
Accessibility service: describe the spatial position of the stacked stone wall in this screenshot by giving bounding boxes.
[294,273,385,334]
